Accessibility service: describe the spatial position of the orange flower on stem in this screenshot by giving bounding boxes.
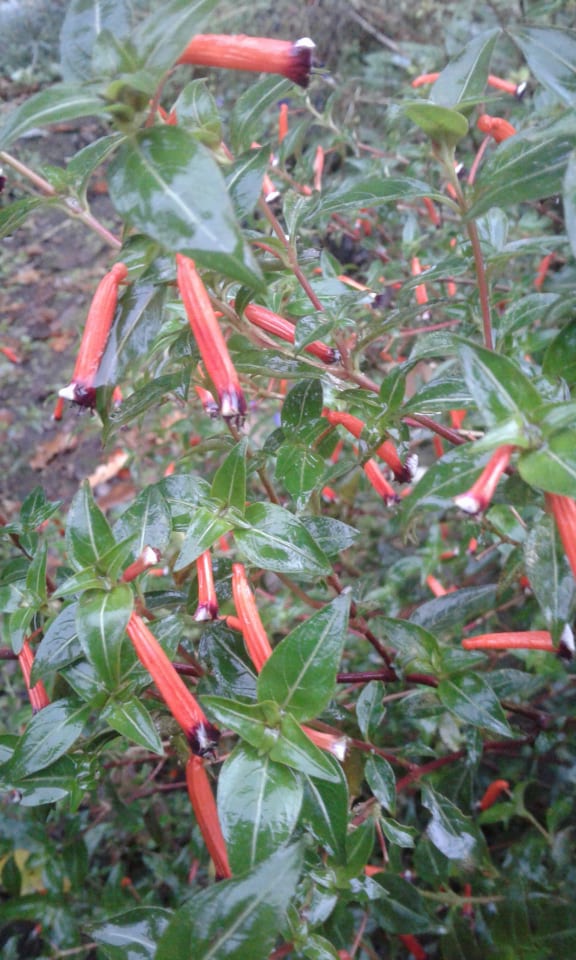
[231,563,273,672]
[194,384,220,418]
[362,458,399,506]
[462,631,554,652]
[176,254,246,423]
[194,550,218,621]
[186,755,231,879]
[278,101,289,142]
[477,114,517,143]
[18,639,50,713]
[177,34,315,88]
[126,612,220,756]
[398,934,427,960]
[412,71,525,98]
[121,546,161,583]
[453,445,515,515]
[243,303,338,364]
[545,493,576,581]
[313,145,324,192]
[478,779,510,811]
[59,262,128,408]
[323,408,414,482]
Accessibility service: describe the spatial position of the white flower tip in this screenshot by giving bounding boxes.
[454,493,484,515]
[58,382,76,401]
[295,37,316,50]
[328,737,348,762]
[559,623,575,660]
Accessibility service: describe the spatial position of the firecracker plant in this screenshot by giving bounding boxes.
[1,1,576,957]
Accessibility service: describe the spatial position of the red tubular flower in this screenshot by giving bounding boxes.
[121,546,161,583]
[194,384,219,418]
[176,254,246,422]
[453,445,515,515]
[59,262,128,408]
[313,145,324,192]
[278,101,289,142]
[362,458,399,506]
[323,409,413,483]
[411,72,440,87]
[477,114,517,143]
[398,934,427,960]
[243,302,338,364]
[194,550,218,621]
[462,631,554,652]
[186,755,231,879]
[231,563,273,672]
[546,493,576,581]
[411,256,429,309]
[300,725,347,761]
[18,640,50,713]
[478,779,510,811]
[126,612,219,756]
[534,253,555,291]
[422,196,440,227]
[176,34,315,88]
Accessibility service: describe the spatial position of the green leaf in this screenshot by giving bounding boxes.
[365,754,396,815]
[458,340,541,425]
[281,380,324,436]
[430,28,499,108]
[271,714,341,783]
[373,874,432,934]
[198,622,258,701]
[379,618,441,674]
[509,26,576,107]
[65,482,116,571]
[235,503,331,578]
[300,517,358,557]
[518,429,576,497]
[317,176,436,217]
[0,84,107,151]
[174,79,222,147]
[211,440,247,513]
[379,817,418,849]
[9,606,37,656]
[89,907,172,960]
[218,744,303,872]
[226,146,270,219]
[356,681,386,741]
[201,697,280,752]
[65,133,124,195]
[468,114,576,218]
[422,785,486,863]
[403,377,473,414]
[257,594,351,721]
[5,699,92,779]
[301,756,349,863]
[0,197,48,239]
[155,842,303,960]
[437,673,512,738]
[133,0,220,73]
[113,486,172,563]
[230,76,294,153]
[543,316,576,385]
[59,0,132,82]
[410,585,497,634]
[99,280,168,387]
[524,514,575,630]
[276,443,325,511]
[102,700,163,754]
[31,603,82,683]
[25,543,47,601]
[564,151,576,261]
[401,445,491,527]
[76,586,134,688]
[404,103,469,146]
[344,819,375,876]
[107,127,263,287]
[0,756,80,807]
[174,506,234,571]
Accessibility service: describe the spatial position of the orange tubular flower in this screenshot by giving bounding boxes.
[121,546,161,583]
[478,779,510,811]
[323,409,414,483]
[278,101,289,142]
[300,725,347,761]
[411,256,429,309]
[176,34,315,88]
[231,563,273,672]
[545,493,576,581]
[534,252,555,290]
[59,262,128,408]
[186,755,231,879]
[243,303,339,364]
[18,640,50,713]
[453,445,515,515]
[176,254,246,422]
[398,934,427,960]
[422,196,440,227]
[194,384,220,418]
[477,114,517,143]
[362,458,399,506]
[313,145,324,192]
[411,72,440,87]
[126,612,220,756]
[194,550,218,621]
[462,631,554,652]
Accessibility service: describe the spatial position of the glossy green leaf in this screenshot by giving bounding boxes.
[379,817,418,849]
[107,127,262,286]
[99,280,168,387]
[107,371,189,429]
[0,84,107,151]
[404,102,469,146]
[155,842,303,960]
[509,26,576,106]
[59,0,132,82]
[275,443,324,511]
[469,114,576,218]
[301,756,349,863]
[271,714,341,783]
[102,700,163,754]
[365,754,396,815]
[113,486,172,563]
[518,428,576,497]
[89,907,172,960]
[543,317,576,385]
[401,445,489,528]
[0,197,48,239]
[5,699,92,779]
[9,606,36,656]
[317,177,436,217]
[403,377,473,414]
[437,673,512,737]
[201,697,278,752]
[65,133,124,195]
[230,76,293,152]
[25,543,47,600]
[76,586,134,688]
[281,380,323,436]
[211,440,247,513]
[218,744,303,872]
[373,874,432,934]
[356,681,386,741]
[300,517,358,557]
[174,506,234,571]
[65,482,116,571]
[226,146,269,218]
[344,819,375,876]
[422,786,486,863]
[410,585,497,634]
[174,79,222,147]
[133,0,219,72]
[159,473,211,526]
[235,503,331,578]
[198,622,258,701]
[430,28,499,108]
[31,603,82,683]
[379,618,441,674]
[258,593,351,721]
[564,151,576,262]
[0,756,79,806]
[524,514,575,630]
[458,340,541,425]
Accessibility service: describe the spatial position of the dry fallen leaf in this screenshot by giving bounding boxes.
[29,431,78,469]
[86,449,130,488]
